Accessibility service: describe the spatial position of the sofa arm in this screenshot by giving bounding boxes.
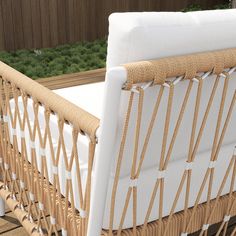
[0,61,100,139]
[0,61,100,235]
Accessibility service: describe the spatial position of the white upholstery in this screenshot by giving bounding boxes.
[54,82,105,118]
[107,10,236,68]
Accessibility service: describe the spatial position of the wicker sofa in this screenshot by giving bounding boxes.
[0,9,236,236]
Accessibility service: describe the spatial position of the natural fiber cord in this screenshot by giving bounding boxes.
[124,48,236,89]
[1,48,236,235]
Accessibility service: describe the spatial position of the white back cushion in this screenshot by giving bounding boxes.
[106,10,236,177]
[107,10,236,68]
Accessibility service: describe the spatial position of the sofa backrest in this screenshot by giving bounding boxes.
[107,10,236,68]
[106,9,236,177]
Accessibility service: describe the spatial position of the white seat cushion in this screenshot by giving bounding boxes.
[54,82,105,118]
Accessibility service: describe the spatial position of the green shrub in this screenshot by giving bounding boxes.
[66,64,81,74]
[213,4,230,9]
[182,2,229,12]
[182,4,202,12]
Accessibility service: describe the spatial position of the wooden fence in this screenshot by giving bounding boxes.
[0,0,227,51]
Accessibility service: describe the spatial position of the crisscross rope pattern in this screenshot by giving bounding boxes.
[0,62,99,235]
[105,49,236,236]
[1,47,236,236]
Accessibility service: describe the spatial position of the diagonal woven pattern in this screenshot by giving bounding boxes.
[0,48,236,236]
[102,194,236,235]
[0,62,99,235]
[107,49,236,235]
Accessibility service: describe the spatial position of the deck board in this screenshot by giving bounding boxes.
[0,205,27,235]
[0,226,27,236]
[0,212,26,235]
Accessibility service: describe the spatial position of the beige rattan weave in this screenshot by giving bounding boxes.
[0,62,99,236]
[0,48,236,236]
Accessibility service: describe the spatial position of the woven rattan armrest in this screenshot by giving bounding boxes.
[0,61,100,235]
[0,61,100,139]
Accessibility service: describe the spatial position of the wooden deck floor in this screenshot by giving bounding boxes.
[0,207,27,235]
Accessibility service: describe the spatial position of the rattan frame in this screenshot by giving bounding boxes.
[0,48,236,235]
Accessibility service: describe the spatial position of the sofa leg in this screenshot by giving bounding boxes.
[0,197,5,216]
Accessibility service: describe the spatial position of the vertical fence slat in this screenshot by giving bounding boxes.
[57,0,67,45]
[40,0,51,48]
[66,0,75,44]
[0,0,229,51]
[49,0,58,47]
[0,0,5,51]
[87,0,97,41]
[74,0,86,41]
[49,0,58,46]
[21,0,33,49]
[31,0,42,49]
[1,0,15,51]
[12,0,24,50]
[95,0,106,39]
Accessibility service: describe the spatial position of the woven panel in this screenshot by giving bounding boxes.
[0,62,99,235]
[102,194,236,235]
[1,48,236,236]
[107,62,236,235]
